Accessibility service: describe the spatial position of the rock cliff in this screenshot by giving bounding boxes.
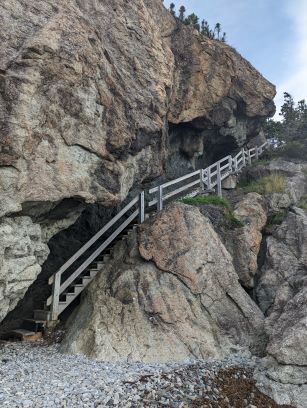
[0,0,276,323]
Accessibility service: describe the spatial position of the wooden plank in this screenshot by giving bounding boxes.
[242,148,246,166]
[149,170,200,194]
[47,210,139,306]
[163,179,200,201]
[157,185,163,211]
[217,162,222,197]
[199,169,204,191]
[138,191,145,224]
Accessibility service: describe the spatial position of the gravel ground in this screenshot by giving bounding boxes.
[0,342,293,408]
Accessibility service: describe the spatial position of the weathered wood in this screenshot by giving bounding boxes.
[157,185,163,211]
[163,179,200,201]
[242,148,246,166]
[199,169,204,191]
[216,162,222,197]
[48,195,139,285]
[50,272,61,320]
[47,210,139,308]
[149,170,200,194]
[138,191,145,224]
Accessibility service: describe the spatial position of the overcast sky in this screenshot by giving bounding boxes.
[166,0,307,118]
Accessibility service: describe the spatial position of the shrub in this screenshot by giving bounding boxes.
[298,196,307,210]
[242,173,285,195]
[276,141,307,160]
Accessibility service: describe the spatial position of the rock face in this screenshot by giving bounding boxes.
[61,203,265,363]
[0,216,49,322]
[0,0,275,218]
[254,208,307,408]
[231,193,267,288]
[0,0,276,324]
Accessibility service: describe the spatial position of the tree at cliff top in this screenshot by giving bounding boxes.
[168,3,227,42]
[265,92,307,159]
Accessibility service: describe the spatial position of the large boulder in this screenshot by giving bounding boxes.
[230,193,268,288]
[61,203,265,362]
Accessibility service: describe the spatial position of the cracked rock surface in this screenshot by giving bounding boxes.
[61,203,265,362]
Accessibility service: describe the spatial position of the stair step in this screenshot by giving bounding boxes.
[22,319,46,333]
[1,329,43,343]
[58,275,96,314]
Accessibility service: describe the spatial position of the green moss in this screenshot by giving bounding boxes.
[241,173,285,195]
[181,195,243,228]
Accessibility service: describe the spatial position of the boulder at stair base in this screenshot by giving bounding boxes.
[61,203,265,363]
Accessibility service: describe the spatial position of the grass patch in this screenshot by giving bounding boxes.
[242,173,286,195]
[225,212,244,228]
[181,194,231,210]
[266,210,288,230]
[181,195,243,228]
[298,196,307,210]
[302,166,307,176]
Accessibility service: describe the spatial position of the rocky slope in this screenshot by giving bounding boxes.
[62,159,307,407]
[0,0,276,324]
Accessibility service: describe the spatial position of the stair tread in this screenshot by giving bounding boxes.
[9,329,37,336]
[23,319,45,323]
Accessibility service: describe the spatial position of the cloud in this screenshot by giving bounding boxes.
[276,0,307,115]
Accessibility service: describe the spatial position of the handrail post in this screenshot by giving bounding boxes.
[50,272,61,321]
[242,148,246,167]
[207,168,212,190]
[248,149,252,165]
[255,146,259,160]
[157,185,163,212]
[217,162,222,197]
[228,155,233,173]
[233,156,238,172]
[199,169,204,192]
[138,191,145,223]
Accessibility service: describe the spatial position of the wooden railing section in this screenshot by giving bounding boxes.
[47,142,267,319]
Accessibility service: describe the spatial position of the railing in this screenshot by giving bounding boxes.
[48,141,267,319]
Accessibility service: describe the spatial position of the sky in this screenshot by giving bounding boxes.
[166,0,307,119]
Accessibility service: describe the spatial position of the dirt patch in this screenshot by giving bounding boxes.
[191,367,294,408]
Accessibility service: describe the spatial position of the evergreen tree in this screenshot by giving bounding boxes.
[221,32,227,42]
[179,6,186,21]
[214,23,221,40]
[169,2,176,16]
[184,13,200,31]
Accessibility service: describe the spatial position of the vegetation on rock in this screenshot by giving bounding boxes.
[265,92,307,159]
[240,174,285,195]
[298,196,307,210]
[168,2,227,41]
[181,195,243,228]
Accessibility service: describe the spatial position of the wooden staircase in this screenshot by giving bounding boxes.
[1,142,268,342]
[1,223,138,341]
